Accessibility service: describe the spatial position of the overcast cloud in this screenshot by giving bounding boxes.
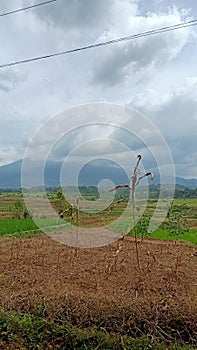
[0,0,196,179]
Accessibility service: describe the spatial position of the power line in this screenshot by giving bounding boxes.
[0,0,56,17]
[0,19,196,69]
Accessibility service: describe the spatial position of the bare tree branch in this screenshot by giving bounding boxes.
[109,184,132,192]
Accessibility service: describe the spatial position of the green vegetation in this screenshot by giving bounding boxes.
[167,203,189,236]
[0,308,196,350]
[127,222,197,245]
[148,228,197,244]
[79,185,100,200]
[0,219,40,237]
[0,192,196,243]
[0,218,71,237]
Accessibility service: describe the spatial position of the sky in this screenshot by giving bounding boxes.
[0,0,197,180]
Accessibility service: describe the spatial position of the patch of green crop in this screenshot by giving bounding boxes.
[0,218,74,238]
[0,219,40,237]
[150,228,197,245]
[127,227,197,245]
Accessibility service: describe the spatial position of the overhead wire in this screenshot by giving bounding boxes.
[0,0,56,17]
[0,19,196,69]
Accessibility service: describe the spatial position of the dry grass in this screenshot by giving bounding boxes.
[0,234,197,345]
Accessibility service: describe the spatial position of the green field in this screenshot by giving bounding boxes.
[0,219,39,237]
[128,227,197,245]
[0,218,71,237]
[147,228,197,244]
[0,220,196,244]
[0,196,196,244]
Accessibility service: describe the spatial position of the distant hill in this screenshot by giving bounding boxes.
[174,176,197,188]
[0,159,197,189]
[151,174,197,189]
[0,160,22,188]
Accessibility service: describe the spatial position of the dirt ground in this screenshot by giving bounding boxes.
[0,233,197,312]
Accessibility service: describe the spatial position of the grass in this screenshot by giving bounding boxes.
[0,219,40,237]
[128,227,197,245]
[0,195,196,244]
[148,228,197,245]
[173,198,197,208]
[0,218,196,244]
[0,218,69,237]
[0,308,196,350]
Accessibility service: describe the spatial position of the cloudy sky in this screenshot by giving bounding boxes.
[0,0,197,179]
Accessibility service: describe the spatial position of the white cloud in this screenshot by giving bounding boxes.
[0,146,23,166]
[0,69,24,92]
[0,0,196,179]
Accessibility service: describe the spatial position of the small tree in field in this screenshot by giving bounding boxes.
[55,188,65,212]
[13,199,24,219]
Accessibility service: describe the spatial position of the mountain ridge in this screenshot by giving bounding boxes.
[0,159,196,189]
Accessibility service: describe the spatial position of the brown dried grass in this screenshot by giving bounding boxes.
[0,234,197,343]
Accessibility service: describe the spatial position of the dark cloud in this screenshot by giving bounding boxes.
[27,0,112,35]
[128,82,197,177]
[92,34,171,86]
[91,7,192,87]
[153,90,197,140]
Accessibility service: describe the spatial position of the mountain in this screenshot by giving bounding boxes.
[151,174,197,189]
[0,159,63,189]
[174,176,197,188]
[0,159,197,189]
[0,160,22,188]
